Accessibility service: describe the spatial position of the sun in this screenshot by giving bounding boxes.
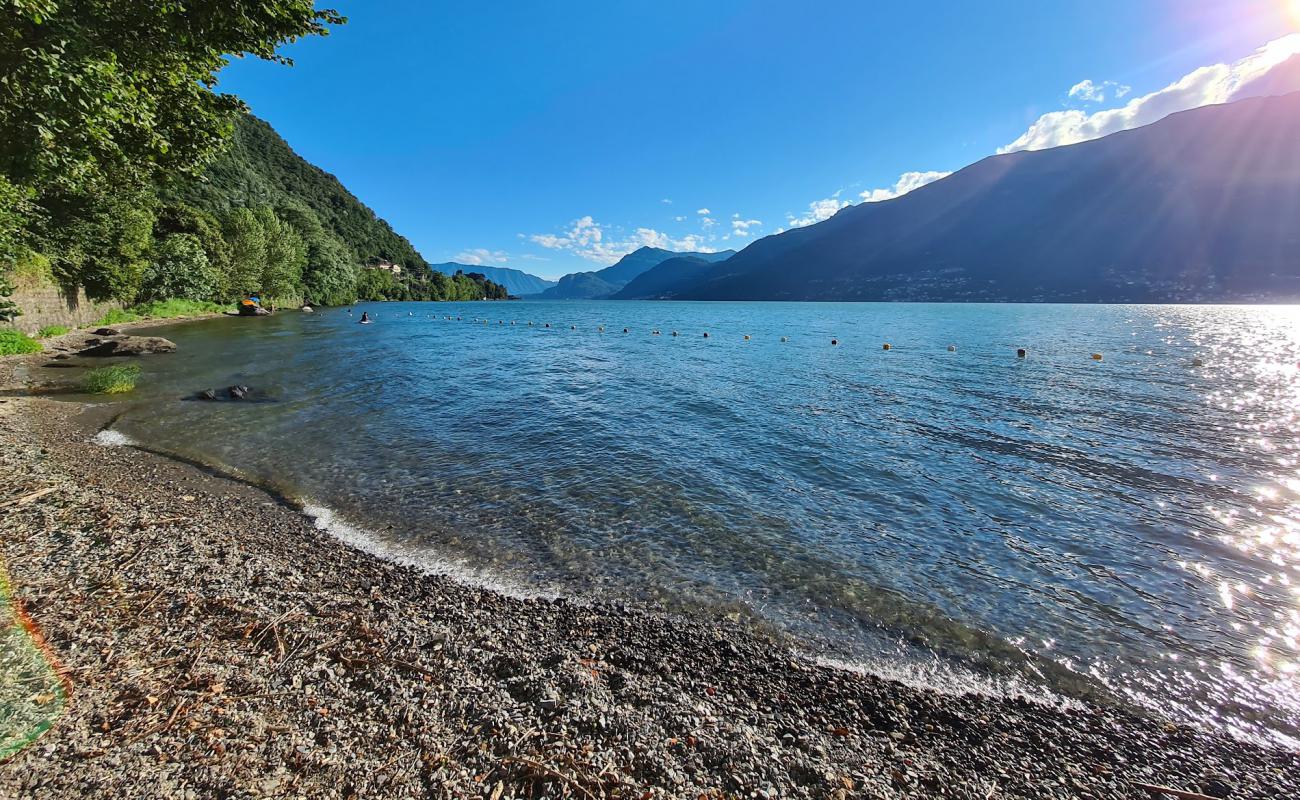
[1291,0,1300,27]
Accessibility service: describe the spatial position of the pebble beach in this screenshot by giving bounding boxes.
[1,351,1298,799]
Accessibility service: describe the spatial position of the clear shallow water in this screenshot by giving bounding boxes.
[108,301,1300,744]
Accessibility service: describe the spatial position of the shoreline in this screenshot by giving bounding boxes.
[1,360,1298,798]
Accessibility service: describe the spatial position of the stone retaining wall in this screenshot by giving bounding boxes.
[1,278,121,335]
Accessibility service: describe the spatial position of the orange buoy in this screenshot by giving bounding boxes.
[882,343,891,351]
[1091,353,1103,361]
[744,334,751,341]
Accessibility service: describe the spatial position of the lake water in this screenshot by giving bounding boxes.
[107,301,1300,745]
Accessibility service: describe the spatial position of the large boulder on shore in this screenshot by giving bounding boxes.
[77,334,177,357]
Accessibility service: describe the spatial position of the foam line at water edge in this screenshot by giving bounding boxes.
[810,652,1087,712]
[301,503,561,602]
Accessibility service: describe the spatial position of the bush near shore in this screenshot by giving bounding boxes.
[83,365,141,395]
[0,329,42,356]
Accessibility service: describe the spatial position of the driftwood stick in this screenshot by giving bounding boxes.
[501,756,598,800]
[1134,782,1219,800]
[0,486,58,508]
[132,587,167,619]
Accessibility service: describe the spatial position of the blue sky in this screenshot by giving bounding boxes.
[216,1,1300,280]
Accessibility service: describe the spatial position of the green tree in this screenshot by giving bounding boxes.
[255,207,305,309]
[222,207,266,299]
[0,174,32,264]
[1,1,343,194]
[428,270,452,301]
[36,179,156,301]
[140,233,217,302]
[154,203,232,294]
[0,2,342,305]
[277,203,357,305]
[356,267,397,301]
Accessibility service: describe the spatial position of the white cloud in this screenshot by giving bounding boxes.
[787,196,851,228]
[661,198,673,204]
[454,248,509,265]
[1067,79,1131,104]
[859,170,952,203]
[731,218,762,237]
[528,216,717,263]
[701,216,717,230]
[696,208,710,215]
[1001,33,1300,153]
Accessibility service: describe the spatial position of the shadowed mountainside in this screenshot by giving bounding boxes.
[674,92,1300,302]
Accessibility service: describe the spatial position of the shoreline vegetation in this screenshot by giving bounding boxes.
[1,8,508,338]
[0,350,1298,798]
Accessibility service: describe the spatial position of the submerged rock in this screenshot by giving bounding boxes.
[193,385,269,403]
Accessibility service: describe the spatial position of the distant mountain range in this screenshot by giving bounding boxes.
[533,247,735,299]
[654,92,1300,303]
[430,263,556,296]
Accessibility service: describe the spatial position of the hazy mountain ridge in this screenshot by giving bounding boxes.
[535,247,733,299]
[672,92,1300,303]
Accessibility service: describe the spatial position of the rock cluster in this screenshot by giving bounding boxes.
[35,328,178,360]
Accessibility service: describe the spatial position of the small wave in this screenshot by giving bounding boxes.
[809,652,1087,712]
[301,503,559,602]
[92,429,136,448]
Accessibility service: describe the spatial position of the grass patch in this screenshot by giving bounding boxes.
[1,562,68,761]
[0,329,43,356]
[36,325,69,338]
[132,298,227,318]
[92,299,227,329]
[83,364,141,394]
[91,308,142,327]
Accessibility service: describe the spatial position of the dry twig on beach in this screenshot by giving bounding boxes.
[0,486,57,508]
[1133,782,1220,800]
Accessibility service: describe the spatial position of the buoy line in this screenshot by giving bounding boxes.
[409,312,1143,363]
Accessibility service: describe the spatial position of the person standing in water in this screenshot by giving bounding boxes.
[359,311,371,323]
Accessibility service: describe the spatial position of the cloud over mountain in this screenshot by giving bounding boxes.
[1000,34,1300,153]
